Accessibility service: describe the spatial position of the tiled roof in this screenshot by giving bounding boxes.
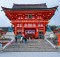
[2,3,58,10]
[12,3,47,9]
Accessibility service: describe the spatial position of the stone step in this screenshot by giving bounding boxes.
[6,40,54,49]
[2,39,59,52]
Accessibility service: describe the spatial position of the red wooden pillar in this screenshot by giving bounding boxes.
[43,22,45,34]
[22,24,24,37]
[13,22,17,35]
[36,24,38,38]
[43,24,45,34]
[57,34,60,46]
[43,26,45,39]
[43,22,46,38]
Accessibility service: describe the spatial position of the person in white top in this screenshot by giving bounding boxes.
[20,36,23,43]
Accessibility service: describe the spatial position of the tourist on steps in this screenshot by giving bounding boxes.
[15,35,17,42]
[23,37,27,44]
[20,36,23,43]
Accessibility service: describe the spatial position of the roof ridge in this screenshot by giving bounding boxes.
[13,3,46,6]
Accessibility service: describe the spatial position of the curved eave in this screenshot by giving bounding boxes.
[2,6,58,11]
[1,7,11,11]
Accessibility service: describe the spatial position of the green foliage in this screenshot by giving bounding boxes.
[0,38,11,40]
[53,37,58,45]
[50,25,58,31]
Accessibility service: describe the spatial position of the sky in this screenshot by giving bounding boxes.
[0,0,60,27]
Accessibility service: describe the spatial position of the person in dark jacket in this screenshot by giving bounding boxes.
[23,37,27,43]
[15,35,17,42]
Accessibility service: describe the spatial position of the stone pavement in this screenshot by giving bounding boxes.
[2,39,59,52]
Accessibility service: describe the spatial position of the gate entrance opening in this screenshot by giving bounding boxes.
[24,28,36,39]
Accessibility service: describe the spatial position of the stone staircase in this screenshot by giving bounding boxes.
[3,39,58,52]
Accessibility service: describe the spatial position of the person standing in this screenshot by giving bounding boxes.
[20,36,23,43]
[23,37,27,44]
[15,35,17,42]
